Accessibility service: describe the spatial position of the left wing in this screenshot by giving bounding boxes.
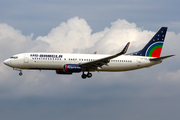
[80,42,130,71]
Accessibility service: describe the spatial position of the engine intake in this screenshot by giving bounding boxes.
[64,64,81,72]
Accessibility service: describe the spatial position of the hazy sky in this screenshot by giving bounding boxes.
[1,0,180,120]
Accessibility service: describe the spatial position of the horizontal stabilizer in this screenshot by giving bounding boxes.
[149,55,175,61]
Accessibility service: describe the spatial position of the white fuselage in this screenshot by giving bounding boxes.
[4,53,161,72]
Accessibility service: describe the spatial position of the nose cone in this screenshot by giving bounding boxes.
[3,59,10,66]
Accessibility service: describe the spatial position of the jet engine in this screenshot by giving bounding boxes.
[64,64,81,72]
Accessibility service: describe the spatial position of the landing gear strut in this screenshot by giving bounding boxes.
[81,71,92,79]
[13,68,23,76]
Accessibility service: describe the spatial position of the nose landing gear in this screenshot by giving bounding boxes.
[81,72,92,79]
[19,70,23,76]
[13,68,23,76]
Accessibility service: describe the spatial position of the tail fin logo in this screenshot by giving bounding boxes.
[145,42,163,57]
[128,27,167,57]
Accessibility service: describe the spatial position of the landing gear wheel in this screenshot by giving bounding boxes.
[19,70,23,76]
[19,72,23,76]
[87,73,92,78]
[81,74,87,79]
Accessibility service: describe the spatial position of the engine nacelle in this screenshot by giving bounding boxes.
[56,70,72,74]
[64,64,81,72]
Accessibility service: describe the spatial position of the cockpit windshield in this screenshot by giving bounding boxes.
[10,56,18,59]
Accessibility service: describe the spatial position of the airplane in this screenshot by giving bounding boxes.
[3,27,174,79]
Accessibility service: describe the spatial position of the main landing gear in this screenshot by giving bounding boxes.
[81,72,92,79]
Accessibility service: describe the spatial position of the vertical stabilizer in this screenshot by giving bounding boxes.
[130,27,167,57]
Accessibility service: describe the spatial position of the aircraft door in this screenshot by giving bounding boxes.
[137,58,141,66]
[24,54,29,63]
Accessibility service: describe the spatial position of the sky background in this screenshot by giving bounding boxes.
[0,0,180,120]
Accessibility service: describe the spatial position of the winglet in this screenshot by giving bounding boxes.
[118,42,130,55]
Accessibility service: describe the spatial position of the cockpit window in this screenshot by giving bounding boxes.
[10,56,18,59]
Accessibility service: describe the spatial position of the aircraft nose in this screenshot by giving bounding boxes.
[3,59,10,66]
